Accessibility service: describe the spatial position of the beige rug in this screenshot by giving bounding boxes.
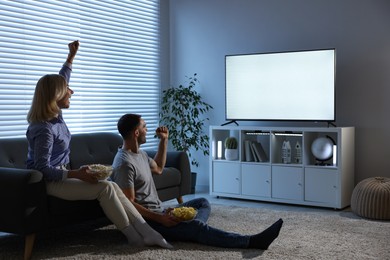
[0,204,389,259]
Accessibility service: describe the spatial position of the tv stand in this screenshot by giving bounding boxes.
[327,121,337,127]
[221,120,239,126]
[209,125,355,209]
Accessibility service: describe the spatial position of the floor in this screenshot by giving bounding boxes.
[0,189,350,238]
[164,189,351,216]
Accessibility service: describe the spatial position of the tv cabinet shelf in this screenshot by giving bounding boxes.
[209,126,355,209]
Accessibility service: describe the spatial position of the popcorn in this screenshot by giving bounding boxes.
[88,164,113,180]
[171,207,197,221]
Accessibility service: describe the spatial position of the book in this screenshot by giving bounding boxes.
[250,141,259,162]
[244,140,254,162]
[251,142,268,162]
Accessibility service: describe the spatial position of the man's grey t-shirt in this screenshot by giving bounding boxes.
[111,148,163,212]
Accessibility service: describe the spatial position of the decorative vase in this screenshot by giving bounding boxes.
[225,149,238,161]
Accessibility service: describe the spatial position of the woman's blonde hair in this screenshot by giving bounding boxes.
[27,74,68,123]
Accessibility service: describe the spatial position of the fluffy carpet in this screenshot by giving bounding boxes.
[0,204,389,260]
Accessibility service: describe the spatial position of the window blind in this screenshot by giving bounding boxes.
[0,0,160,149]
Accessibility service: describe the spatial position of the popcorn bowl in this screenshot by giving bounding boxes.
[170,206,197,221]
[87,164,113,180]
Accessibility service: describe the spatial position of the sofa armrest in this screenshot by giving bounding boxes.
[146,151,192,197]
[0,167,48,235]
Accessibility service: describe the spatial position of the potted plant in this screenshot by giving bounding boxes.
[224,137,238,160]
[159,73,213,166]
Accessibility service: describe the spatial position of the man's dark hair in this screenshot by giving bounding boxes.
[117,113,141,139]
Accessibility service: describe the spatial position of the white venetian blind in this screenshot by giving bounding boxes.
[0,0,160,149]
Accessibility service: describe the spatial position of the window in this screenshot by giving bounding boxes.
[0,0,160,149]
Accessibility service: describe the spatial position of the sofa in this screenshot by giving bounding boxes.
[0,132,191,260]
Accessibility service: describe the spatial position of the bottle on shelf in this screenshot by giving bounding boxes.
[295,141,302,163]
[281,140,291,164]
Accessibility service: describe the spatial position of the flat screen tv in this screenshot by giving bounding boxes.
[225,48,335,122]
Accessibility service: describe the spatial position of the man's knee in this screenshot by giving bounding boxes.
[198,197,210,208]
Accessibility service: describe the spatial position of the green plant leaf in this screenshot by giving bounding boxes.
[159,73,213,167]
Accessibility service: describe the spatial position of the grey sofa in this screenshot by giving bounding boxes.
[0,132,191,260]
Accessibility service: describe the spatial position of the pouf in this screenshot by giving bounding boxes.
[351,177,390,220]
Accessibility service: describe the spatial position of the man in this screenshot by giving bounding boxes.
[111,113,283,249]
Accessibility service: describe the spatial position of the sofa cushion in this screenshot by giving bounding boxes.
[69,132,122,169]
[0,137,28,169]
[153,167,181,190]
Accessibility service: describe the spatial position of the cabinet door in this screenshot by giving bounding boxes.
[272,166,303,200]
[305,168,338,205]
[212,162,240,194]
[242,164,271,197]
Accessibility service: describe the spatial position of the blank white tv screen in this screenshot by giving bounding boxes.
[225,49,335,121]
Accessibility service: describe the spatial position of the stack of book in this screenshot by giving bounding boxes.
[244,140,268,162]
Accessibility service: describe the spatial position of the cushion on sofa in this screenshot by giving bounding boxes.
[153,167,181,190]
[69,132,122,169]
[0,137,29,169]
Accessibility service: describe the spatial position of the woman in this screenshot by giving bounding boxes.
[26,40,172,249]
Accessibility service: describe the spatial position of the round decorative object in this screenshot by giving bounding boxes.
[351,177,390,220]
[311,136,334,161]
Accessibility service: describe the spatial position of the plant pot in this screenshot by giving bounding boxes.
[225,149,238,161]
[191,172,197,194]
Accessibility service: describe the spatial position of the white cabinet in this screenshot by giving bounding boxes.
[241,164,271,197]
[212,161,240,194]
[305,168,338,206]
[209,126,355,209]
[272,166,303,201]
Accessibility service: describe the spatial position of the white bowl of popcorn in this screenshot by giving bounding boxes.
[87,164,113,180]
[170,206,197,221]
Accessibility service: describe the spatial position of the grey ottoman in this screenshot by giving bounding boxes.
[351,177,390,220]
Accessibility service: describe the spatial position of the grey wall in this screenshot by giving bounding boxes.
[164,0,390,189]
